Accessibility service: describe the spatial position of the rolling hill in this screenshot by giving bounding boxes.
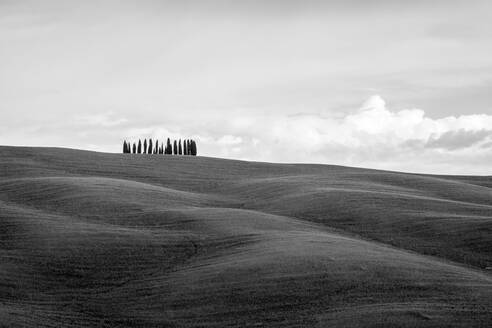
[0,146,491,327]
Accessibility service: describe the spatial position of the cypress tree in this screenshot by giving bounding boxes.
[178,139,182,155]
[138,139,142,153]
[154,139,159,154]
[173,140,177,155]
[187,140,192,155]
[133,142,136,154]
[123,141,126,153]
[148,138,153,154]
[143,139,147,154]
[190,139,196,156]
[166,138,172,155]
[191,140,197,156]
[183,139,187,155]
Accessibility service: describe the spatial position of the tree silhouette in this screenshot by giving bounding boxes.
[191,139,197,156]
[166,138,172,155]
[124,137,196,156]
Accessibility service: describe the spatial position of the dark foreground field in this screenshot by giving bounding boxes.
[0,146,491,327]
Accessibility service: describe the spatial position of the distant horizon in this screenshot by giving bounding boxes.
[1,1,491,175]
[2,144,491,177]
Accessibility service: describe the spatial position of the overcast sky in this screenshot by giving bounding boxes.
[1,0,492,174]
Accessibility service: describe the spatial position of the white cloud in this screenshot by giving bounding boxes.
[185,95,492,174]
[343,95,492,146]
[217,135,243,145]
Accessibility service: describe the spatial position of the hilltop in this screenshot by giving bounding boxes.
[0,146,491,327]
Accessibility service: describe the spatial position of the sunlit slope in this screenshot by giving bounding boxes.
[229,173,492,268]
[0,146,491,327]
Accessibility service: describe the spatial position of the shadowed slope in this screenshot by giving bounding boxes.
[0,146,491,327]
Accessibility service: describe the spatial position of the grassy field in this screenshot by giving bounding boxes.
[0,146,491,327]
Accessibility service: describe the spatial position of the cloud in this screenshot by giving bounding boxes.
[426,129,492,150]
[180,95,492,174]
[330,95,492,152]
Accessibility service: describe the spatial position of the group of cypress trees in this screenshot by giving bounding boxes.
[122,138,197,156]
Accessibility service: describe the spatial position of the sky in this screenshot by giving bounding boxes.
[1,0,492,174]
